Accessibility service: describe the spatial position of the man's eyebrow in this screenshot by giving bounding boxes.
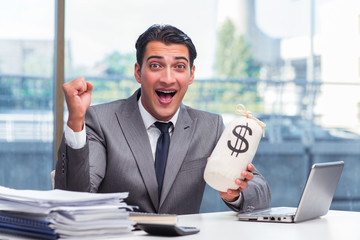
[146,55,189,62]
[175,56,189,62]
[146,55,163,61]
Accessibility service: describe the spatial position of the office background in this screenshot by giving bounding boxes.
[1,0,360,212]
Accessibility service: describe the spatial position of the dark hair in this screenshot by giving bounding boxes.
[135,24,197,68]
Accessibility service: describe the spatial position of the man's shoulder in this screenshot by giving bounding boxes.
[89,89,139,113]
[182,105,224,136]
[183,105,222,120]
[86,100,120,117]
[90,98,127,110]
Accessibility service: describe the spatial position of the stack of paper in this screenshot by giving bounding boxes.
[0,186,134,239]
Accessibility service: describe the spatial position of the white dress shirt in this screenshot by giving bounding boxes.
[137,96,179,160]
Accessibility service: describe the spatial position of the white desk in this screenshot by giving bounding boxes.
[0,210,358,239]
[128,210,360,240]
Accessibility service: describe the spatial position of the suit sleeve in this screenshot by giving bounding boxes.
[224,168,271,212]
[54,107,106,192]
[54,136,91,191]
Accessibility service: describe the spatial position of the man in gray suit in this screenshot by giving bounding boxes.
[55,24,271,214]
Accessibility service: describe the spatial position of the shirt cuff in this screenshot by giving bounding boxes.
[223,192,243,207]
[64,124,86,149]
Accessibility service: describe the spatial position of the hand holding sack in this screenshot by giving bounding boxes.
[204,104,266,192]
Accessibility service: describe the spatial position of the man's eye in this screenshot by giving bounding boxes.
[150,64,160,68]
[175,65,186,69]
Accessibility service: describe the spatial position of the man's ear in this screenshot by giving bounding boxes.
[189,65,195,85]
[134,63,141,83]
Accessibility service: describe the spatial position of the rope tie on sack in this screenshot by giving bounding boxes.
[235,104,266,137]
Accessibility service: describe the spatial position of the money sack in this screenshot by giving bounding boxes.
[204,104,266,192]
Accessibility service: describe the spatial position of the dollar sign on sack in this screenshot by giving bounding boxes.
[227,123,252,157]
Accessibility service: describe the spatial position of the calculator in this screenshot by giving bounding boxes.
[136,222,200,236]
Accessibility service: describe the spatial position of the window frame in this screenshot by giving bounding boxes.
[54,0,65,165]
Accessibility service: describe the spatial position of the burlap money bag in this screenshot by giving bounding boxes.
[204,104,266,192]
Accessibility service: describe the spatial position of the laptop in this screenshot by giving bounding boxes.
[237,161,344,223]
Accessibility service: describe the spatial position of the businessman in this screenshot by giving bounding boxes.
[55,24,271,214]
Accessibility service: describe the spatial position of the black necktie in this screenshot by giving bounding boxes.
[154,121,172,199]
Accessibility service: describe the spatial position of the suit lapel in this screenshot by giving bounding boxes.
[115,90,159,209]
[160,105,196,207]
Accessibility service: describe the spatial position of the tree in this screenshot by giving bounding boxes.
[214,18,259,78]
[100,51,135,76]
[210,18,263,113]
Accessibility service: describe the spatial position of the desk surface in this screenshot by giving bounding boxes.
[0,210,358,239]
[128,210,360,240]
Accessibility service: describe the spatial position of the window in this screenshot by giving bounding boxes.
[1,0,360,212]
[0,0,55,189]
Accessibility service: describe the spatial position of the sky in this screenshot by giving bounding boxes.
[64,0,218,78]
[0,0,331,78]
[0,0,311,78]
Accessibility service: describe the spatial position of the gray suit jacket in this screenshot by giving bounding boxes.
[55,89,271,214]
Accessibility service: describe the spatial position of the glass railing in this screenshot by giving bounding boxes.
[1,73,360,212]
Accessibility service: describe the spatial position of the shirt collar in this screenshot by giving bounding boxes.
[138,96,179,129]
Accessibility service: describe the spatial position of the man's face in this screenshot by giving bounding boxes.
[135,41,195,121]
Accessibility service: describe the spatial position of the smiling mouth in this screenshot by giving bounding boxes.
[156,90,176,104]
